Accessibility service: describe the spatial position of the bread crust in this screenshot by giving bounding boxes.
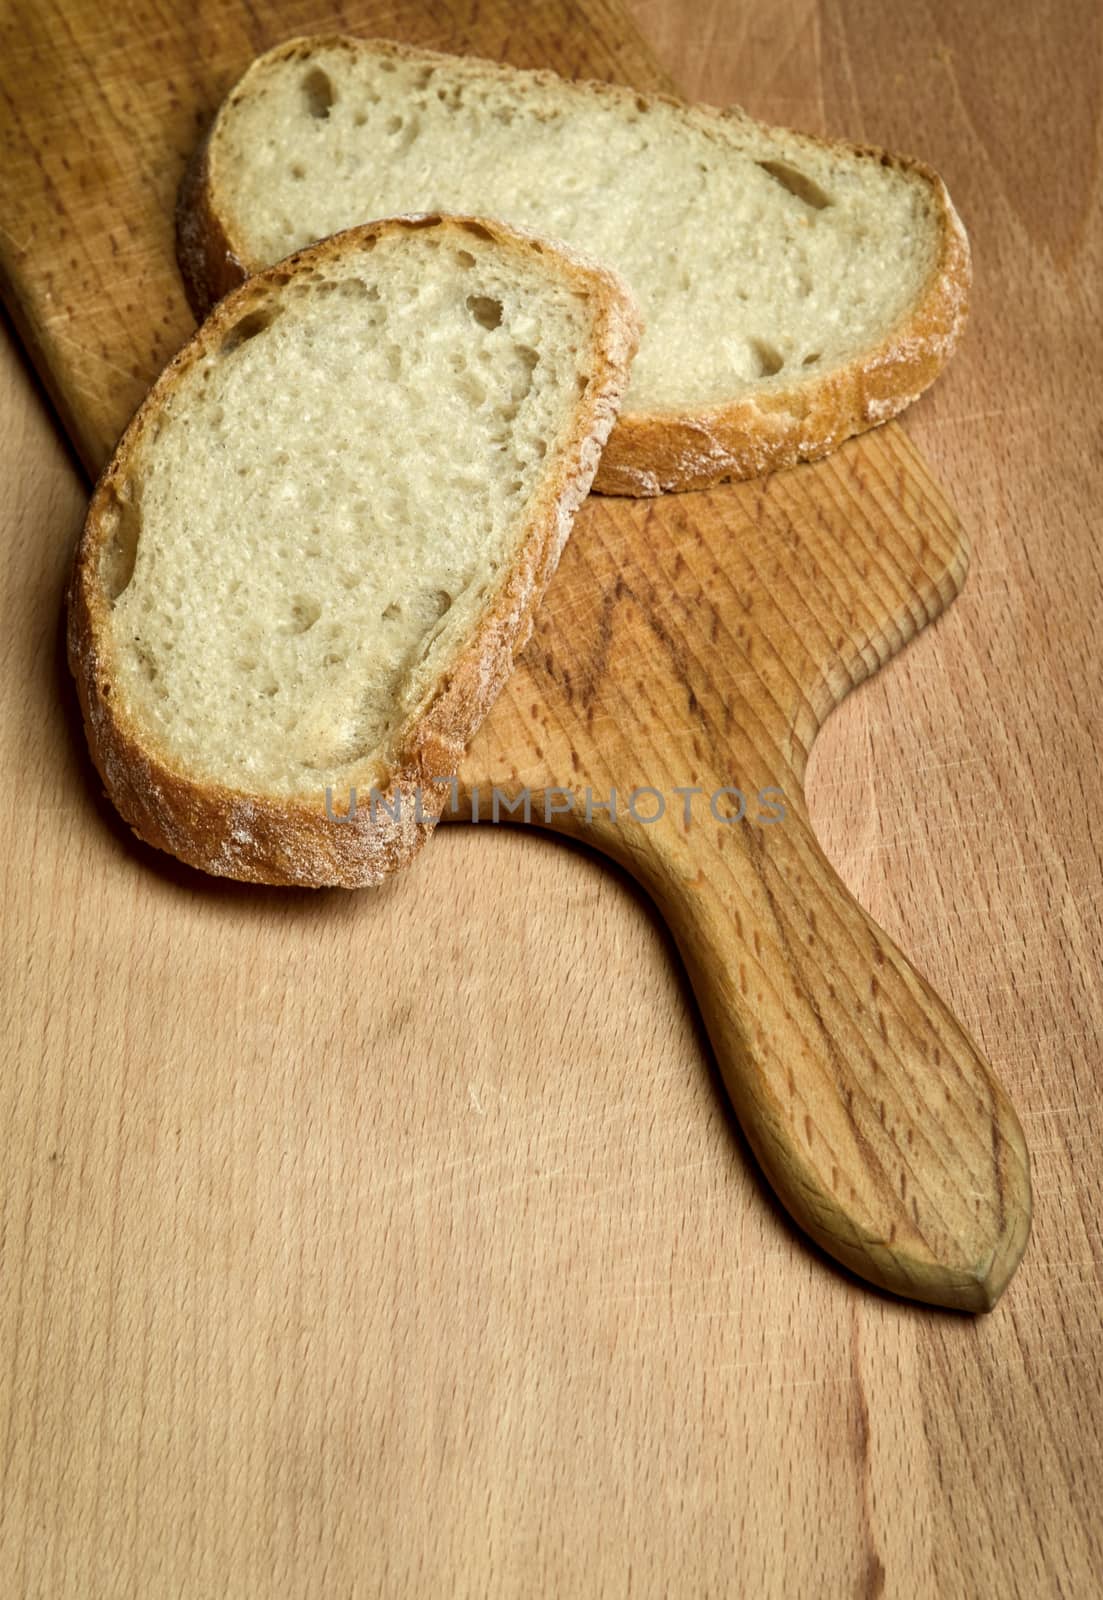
[597,146,970,495]
[176,35,971,497]
[70,215,640,887]
[176,134,250,316]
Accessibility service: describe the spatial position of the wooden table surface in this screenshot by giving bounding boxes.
[1,1,1100,1595]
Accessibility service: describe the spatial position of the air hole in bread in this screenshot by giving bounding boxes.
[382,601,401,621]
[386,114,403,134]
[750,339,785,377]
[221,306,280,354]
[458,373,487,407]
[756,159,832,211]
[455,250,476,268]
[99,494,141,602]
[290,163,306,180]
[133,641,160,686]
[328,277,377,300]
[284,595,321,635]
[302,68,335,119]
[459,221,494,242]
[802,351,821,366]
[467,294,502,330]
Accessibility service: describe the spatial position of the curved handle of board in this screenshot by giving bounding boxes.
[606,793,1031,1311]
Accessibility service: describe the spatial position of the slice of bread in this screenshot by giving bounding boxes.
[178,36,971,496]
[69,214,639,887]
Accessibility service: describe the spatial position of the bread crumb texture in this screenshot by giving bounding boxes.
[99,224,605,796]
[213,40,944,413]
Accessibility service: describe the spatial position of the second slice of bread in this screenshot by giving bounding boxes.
[179,36,971,495]
[69,215,639,886]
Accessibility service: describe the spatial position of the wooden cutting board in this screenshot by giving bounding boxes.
[0,0,1030,1309]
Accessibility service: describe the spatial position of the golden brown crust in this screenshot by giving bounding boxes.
[175,134,250,318]
[176,35,971,495]
[594,150,970,495]
[69,215,640,887]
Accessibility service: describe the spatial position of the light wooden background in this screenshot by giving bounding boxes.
[1,1,1100,1595]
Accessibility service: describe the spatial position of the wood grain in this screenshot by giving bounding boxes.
[0,0,1030,1306]
[454,439,1028,1308]
[1,1,1100,1596]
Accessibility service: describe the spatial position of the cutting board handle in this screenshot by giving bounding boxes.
[570,785,1031,1311]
